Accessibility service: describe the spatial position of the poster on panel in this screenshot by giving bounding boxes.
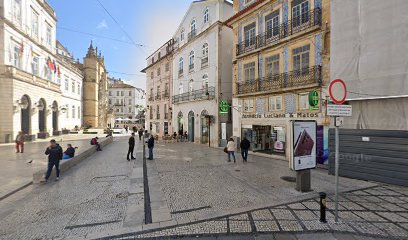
[292,121,317,171]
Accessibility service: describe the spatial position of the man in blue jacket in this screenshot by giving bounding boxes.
[44,139,63,182]
[147,135,155,160]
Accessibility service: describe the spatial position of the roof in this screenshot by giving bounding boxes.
[110,83,136,89]
[224,0,264,27]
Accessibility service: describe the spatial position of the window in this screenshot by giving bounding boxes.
[180,29,185,41]
[116,91,120,96]
[129,91,132,96]
[150,71,154,79]
[109,99,112,104]
[72,81,75,93]
[78,107,81,119]
[265,10,280,39]
[12,0,22,25]
[179,57,184,74]
[157,86,160,97]
[65,79,69,91]
[244,62,256,82]
[202,43,208,67]
[78,84,81,95]
[244,22,256,48]
[299,93,310,110]
[292,44,310,74]
[204,8,209,23]
[243,99,254,112]
[191,19,196,33]
[165,63,170,72]
[265,54,280,78]
[66,105,69,118]
[128,107,132,113]
[13,45,21,68]
[44,65,52,81]
[116,99,120,105]
[165,83,169,95]
[189,50,195,71]
[292,0,309,28]
[128,99,132,105]
[189,79,194,92]
[121,91,124,96]
[269,96,282,111]
[32,56,39,75]
[31,10,39,38]
[157,68,160,76]
[179,83,184,94]
[156,105,160,119]
[46,23,52,46]
[244,0,253,4]
[72,106,75,119]
[109,91,112,96]
[202,74,209,91]
[158,52,161,59]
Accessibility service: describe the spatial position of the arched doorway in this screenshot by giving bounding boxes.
[201,110,209,144]
[38,98,46,132]
[51,101,58,131]
[188,111,195,142]
[177,111,184,134]
[20,95,31,134]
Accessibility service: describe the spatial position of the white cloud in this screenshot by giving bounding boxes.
[97,19,109,29]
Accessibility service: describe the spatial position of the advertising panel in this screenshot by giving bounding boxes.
[293,121,317,171]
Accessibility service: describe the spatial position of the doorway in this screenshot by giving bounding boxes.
[188,111,195,142]
[38,99,47,132]
[20,95,31,134]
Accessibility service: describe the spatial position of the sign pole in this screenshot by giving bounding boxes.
[334,119,339,223]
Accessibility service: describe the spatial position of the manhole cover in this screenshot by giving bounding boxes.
[281,176,296,182]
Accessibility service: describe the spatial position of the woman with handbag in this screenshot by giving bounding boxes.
[226,137,236,163]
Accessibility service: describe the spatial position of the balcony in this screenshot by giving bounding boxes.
[178,69,184,77]
[162,91,170,99]
[236,8,321,56]
[236,65,322,95]
[201,57,208,68]
[155,94,161,100]
[173,86,216,104]
[189,64,194,72]
[188,29,197,42]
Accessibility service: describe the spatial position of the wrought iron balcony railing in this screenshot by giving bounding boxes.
[162,91,170,99]
[236,65,322,95]
[236,8,321,56]
[189,64,194,72]
[172,86,215,104]
[201,57,208,68]
[188,29,197,42]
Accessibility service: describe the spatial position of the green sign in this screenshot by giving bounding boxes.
[308,90,320,110]
[219,100,230,114]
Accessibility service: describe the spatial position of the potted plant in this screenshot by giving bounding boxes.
[62,128,70,134]
[53,130,61,136]
[37,132,49,139]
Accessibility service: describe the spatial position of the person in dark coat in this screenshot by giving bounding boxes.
[44,139,63,182]
[63,144,76,159]
[138,128,143,141]
[127,132,136,161]
[240,137,250,162]
[147,135,155,160]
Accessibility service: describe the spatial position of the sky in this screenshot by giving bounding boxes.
[48,0,193,90]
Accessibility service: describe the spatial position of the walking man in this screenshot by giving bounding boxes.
[138,128,143,141]
[15,131,25,153]
[127,132,136,161]
[240,137,250,162]
[147,135,155,160]
[44,139,63,182]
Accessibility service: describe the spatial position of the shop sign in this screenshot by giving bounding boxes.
[242,112,319,119]
[308,90,320,110]
[292,120,317,171]
[219,100,229,114]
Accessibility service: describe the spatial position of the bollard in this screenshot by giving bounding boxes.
[319,192,327,223]
[143,135,146,161]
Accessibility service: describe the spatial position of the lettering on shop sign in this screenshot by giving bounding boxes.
[242,112,319,119]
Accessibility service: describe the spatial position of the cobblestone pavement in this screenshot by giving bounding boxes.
[0,137,143,240]
[99,185,408,240]
[0,135,109,200]
[146,143,376,223]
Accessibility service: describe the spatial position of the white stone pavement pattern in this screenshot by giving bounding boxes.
[0,137,144,240]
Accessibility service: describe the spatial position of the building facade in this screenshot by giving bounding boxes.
[171,0,234,147]
[142,39,174,137]
[81,42,109,129]
[226,0,330,161]
[0,0,62,142]
[56,41,83,131]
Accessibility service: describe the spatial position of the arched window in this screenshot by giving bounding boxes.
[72,105,75,119]
[202,74,209,91]
[202,43,209,67]
[191,19,196,33]
[180,29,185,41]
[189,51,195,71]
[179,57,184,74]
[189,79,194,92]
[204,8,209,23]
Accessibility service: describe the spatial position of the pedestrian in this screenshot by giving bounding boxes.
[144,130,150,140]
[15,131,25,153]
[178,129,183,142]
[127,132,136,161]
[184,131,188,142]
[133,126,137,133]
[138,128,143,141]
[90,137,102,151]
[44,139,63,182]
[147,134,155,160]
[173,132,177,140]
[240,137,250,162]
[227,137,236,163]
[63,144,76,159]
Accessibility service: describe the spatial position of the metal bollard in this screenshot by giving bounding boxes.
[143,136,146,161]
[319,192,327,223]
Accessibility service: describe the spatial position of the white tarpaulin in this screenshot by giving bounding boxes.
[331,0,408,130]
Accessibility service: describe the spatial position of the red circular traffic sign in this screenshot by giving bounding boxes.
[329,79,347,105]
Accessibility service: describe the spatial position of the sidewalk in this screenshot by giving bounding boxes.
[0,134,107,200]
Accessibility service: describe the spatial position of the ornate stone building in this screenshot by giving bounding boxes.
[80,42,109,129]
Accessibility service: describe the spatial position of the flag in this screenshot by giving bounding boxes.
[20,40,24,55]
[47,57,53,69]
[53,60,56,73]
[57,66,61,77]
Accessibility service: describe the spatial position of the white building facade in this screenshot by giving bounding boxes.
[171,0,233,147]
[0,0,62,142]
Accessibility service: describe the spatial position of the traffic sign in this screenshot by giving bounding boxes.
[327,104,352,117]
[329,79,347,105]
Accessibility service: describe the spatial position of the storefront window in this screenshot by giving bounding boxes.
[242,125,286,156]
